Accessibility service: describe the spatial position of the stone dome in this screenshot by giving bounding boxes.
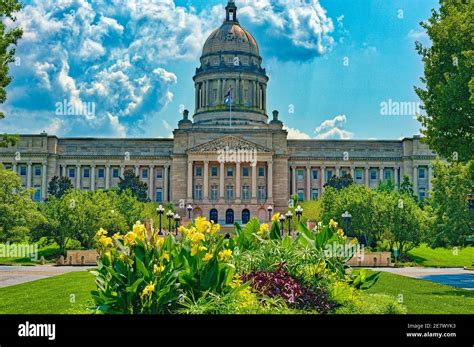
[202,22,260,57]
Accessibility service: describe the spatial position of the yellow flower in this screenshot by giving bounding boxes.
[271,212,281,224]
[99,236,113,248]
[96,228,107,238]
[162,252,170,262]
[209,221,220,235]
[329,219,338,229]
[153,235,165,248]
[191,244,207,256]
[178,225,188,235]
[119,253,134,266]
[257,223,270,237]
[112,233,123,240]
[218,249,233,262]
[154,264,165,275]
[203,252,213,262]
[195,217,211,234]
[124,232,137,246]
[141,283,155,299]
[337,228,344,237]
[133,222,147,240]
[186,227,206,244]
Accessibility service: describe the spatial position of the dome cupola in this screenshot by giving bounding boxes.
[192,0,269,127]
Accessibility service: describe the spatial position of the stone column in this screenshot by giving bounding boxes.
[217,79,222,104]
[267,161,273,200]
[291,166,296,196]
[413,165,418,196]
[235,162,241,200]
[236,79,240,104]
[195,84,199,110]
[394,166,399,189]
[350,167,355,180]
[219,162,225,200]
[41,163,48,200]
[336,166,340,177]
[149,165,154,201]
[187,161,193,201]
[91,165,96,191]
[251,163,257,201]
[365,166,369,187]
[13,163,17,174]
[222,79,226,103]
[135,165,140,177]
[204,161,209,201]
[306,165,311,201]
[428,165,433,193]
[164,165,169,203]
[321,166,326,193]
[76,165,81,189]
[105,165,111,189]
[120,165,125,177]
[379,167,384,183]
[26,163,32,188]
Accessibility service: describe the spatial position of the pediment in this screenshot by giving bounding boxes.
[187,136,272,154]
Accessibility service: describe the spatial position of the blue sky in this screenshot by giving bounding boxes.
[0,0,438,140]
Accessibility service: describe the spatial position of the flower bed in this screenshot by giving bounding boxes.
[91,215,405,314]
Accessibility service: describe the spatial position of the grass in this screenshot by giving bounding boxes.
[407,244,474,268]
[367,271,474,314]
[0,243,62,266]
[0,271,96,314]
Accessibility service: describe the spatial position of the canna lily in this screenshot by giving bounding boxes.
[271,213,281,224]
[329,219,338,229]
[218,249,233,262]
[203,252,213,262]
[141,283,155,299]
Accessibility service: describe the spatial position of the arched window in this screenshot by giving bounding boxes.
[242,209,250,224]
[226,209,234,225]
[210,209,218,224]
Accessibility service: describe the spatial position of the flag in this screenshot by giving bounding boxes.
[224,87,232,105]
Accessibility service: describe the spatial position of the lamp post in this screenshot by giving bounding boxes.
[267,205,273,222]
[285,211,293,236]
[157,205,165,235]
[342,211,352,235]
[279,214,286,237]
[295,205,303,223]
[166,210,174,235]
[174,213,181,235]
[187,204,193,219]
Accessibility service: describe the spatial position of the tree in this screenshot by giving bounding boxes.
[0,164,45,243]
[0,0,23,147]
[399,175,415,199]
[377,179,396,193]
[47,176,73,199]
[118,169,149,202]
[415,0,474,161]
[324,174,354,191]
[429,159,474,247]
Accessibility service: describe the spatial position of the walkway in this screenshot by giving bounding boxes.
[0,265,90,288]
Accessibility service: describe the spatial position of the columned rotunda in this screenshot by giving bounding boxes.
[0,0,436,225]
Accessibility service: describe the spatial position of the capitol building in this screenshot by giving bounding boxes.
[0,1,436,225]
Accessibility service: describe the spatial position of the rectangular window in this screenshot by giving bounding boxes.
[384,170,392,181]
[355,169,363,180]
[69,168,76,178]
[297,188,305,202]
[341,169,348,177]
[211,166,218,177]
[33,186,41,201]
[259,167,265,177]
[242,185,250,201]
[98,168,105,178]
[419,188,426,200]
[258,186,266,201]
[418,167,426,179]
[326,170,333,182]
[142,169,149,179]
[227,167,234,177]
[83,168,90,178]
[20,166,27,176]
[297,169,304,181]
[34,166,41,176]
[312,169,318,180]
[226,185,234,200]
[156,168,163,179]
[311,189,319,200]
[242,167,250,177]
[194,185,203,201]
[156,188,163,203]
[113,168,120,178]
[195,167,202,177]
[210,185,218,201]
[370,170,377,180]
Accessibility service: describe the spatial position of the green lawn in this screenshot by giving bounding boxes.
[407,244,474,268]
[0,271,96,314]
[0,243,61,266]
[367,271,474,314]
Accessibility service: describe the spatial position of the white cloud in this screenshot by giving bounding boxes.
[314,114,354,139]
[284,126,311,140]
[407,29,429,40]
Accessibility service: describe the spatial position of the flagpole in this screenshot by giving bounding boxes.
[230,88,232,128]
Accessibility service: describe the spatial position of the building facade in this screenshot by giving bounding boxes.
[0,1,436,225]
